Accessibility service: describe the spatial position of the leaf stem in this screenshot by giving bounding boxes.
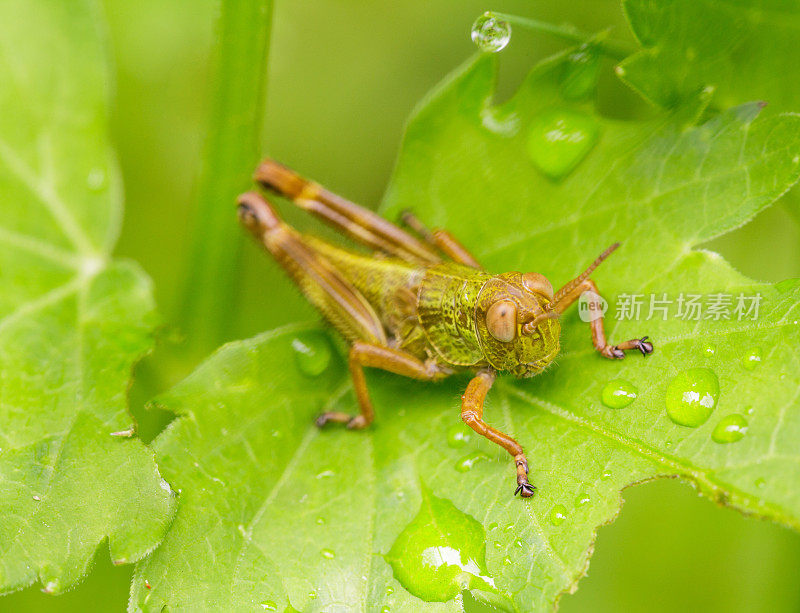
[178,0,273,353]
[491,12,635,60]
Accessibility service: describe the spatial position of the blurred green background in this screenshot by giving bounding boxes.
[4,0,800,611]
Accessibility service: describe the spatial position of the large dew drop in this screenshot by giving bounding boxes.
[527,108,599,180]
[386,489,497,602]
[471,12,511,53]
[664,367,720,427]
[601,379,638,409]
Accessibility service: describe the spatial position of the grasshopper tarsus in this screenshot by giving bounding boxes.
[605,336,654,359]
[240,159,654,498]
[515,482,537,498]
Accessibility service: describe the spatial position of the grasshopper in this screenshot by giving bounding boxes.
[238,160,653,497]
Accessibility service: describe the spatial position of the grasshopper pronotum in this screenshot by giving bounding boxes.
[238,160,653,497]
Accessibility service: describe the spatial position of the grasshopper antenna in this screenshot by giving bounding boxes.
[550,243,620,307]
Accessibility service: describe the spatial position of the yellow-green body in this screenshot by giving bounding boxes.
[308,236,561,377]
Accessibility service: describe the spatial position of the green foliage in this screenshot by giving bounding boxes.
[129,49,800,611]
[180,0,274,353]
[620,0,800,111]
[0,0,175,595]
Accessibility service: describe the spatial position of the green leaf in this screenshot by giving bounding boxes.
[0,0,175,595]
[132,52,800,611]
[619,0,800,111]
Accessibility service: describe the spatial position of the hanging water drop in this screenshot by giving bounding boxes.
[321,549,335,559]
[527,108,600,180]
[601,379,638,409]
[665,367,720,427]
[712,414,748,443]
[471,12,511,53]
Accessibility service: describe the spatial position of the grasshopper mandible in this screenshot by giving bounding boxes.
[238,160,653,497]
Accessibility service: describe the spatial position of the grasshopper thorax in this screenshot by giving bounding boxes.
[475,272,561,377]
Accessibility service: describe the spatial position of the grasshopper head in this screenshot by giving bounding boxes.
[476,272,561,377]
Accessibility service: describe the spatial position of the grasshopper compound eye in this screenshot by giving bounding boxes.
[522,272,554,300]
[486,300,518,342]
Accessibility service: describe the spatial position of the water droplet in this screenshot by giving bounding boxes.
[503,524,515,533]
[741,347,762,370]
[87,168,106,190]
[712,414,748,443]
[291,333,332,377]
[745,407,755,416]
[487,522,498,531]
[665,367,720,427]
[561,43,601,100]
[601,471,612,480]
[261,601,277,611]
[755,477,766,489]
[447,425,471,448]
[32,494,41,501]
[703,343,716,356]
[615,65,626,77]
[308,591,317,600]
[549,504,568,526]
[455,452,489,473]
[321,548,335,559]
[381,607,390,613]
[470,12,511,53]
[601,379,638,409]
[527,108,599,180]
[386,488,497,602]
[575,492,590,507]
[386,586,394,595]
[503,557,512,566]
[514,539,524,549]
[493,540,502,549]
[316,469,335,479]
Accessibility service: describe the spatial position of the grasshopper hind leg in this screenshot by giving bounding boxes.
[238,191,450,430]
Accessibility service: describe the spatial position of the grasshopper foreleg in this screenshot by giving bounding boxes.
[461,370,535,498]
[552,278,653,359]
[317,341,451,430]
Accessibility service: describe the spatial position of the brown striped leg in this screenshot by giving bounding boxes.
[460,370,534,497]
[400,210,483,269]
[253,159,440,264]
[317,342,451,430]
[551,278,653,359]
[238,191,388,346]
